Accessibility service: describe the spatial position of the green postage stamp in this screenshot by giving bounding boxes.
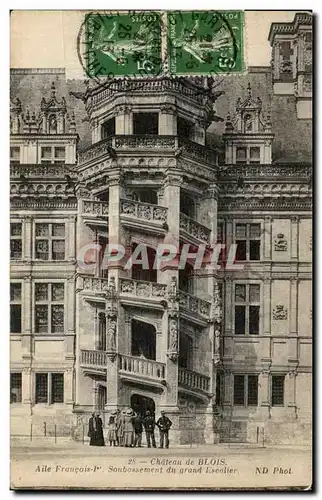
[82,10,244,78]
[167,11,244,75]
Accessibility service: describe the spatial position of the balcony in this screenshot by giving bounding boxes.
[80,350,209,396]
[119,354,166,383]
[219,164,312,180]
[81,199,109,229]
[178,290,211,320]
[78,135,218,170]
[179,213,211,244]
[119,278,167,308]
[78,276,110,301]
[178,367,210,395]
[120,199,167,234]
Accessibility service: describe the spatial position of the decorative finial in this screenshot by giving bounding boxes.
[31,110,36,121]
[51,81,56,98]
[247,82,252,98]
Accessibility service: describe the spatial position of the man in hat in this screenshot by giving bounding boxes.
[133,412,143,447]
[143,410,156,448]
[156,411,172,449]
[123,408,135,447]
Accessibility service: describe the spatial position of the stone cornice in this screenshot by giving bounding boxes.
[218,197,312,212]
[268,12,312,44]
[10,163,77,179]
[10,68,66,75]
[219,163,312,180]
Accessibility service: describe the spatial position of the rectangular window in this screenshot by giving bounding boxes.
[35,283,65,334]
[10,222,22,260]
[10,373,22,403]
[35,373,65,404]
[234,374,258,406]
[10,283,22,333]
[133,113,158,135]
[51,373,64,403]
[234,375,245,405]
[177,116,193,140]
[271,375,285,406]
[234,283,260,335]
[10,146,20,163]
[35,373,48,403]
[101,117,115,138]
[235,223,261,261]
[40,146,66,164]
[250,147,260,164]
[247,375,259,406]
[236,147,247,163]
[35,223,65,260]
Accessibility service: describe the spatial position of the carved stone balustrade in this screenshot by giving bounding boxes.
[81,276,110,295]
[80,349,107,368]
[119,353,166,381]
[78,135,219,169]
[178,290,211,319]
[179,213,211,244]
[121,199,167,224]
[119,278,167,300]
[178,367,210,393]
[81,199,109,217]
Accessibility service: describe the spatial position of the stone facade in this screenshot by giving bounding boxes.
[10,13,312,445]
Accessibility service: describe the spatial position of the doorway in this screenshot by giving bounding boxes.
[131,319,156,360]
[130,394,155,417]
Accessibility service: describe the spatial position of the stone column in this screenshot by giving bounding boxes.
[23,215,33,262]
[159,105,176,135]
[64,368,74,406]
[115,106,132,135]
[273,41,280,80]
[263,216,272,261]
[22,367,32,405]
[290,216,299,260]
[67,215,77,261]
[107,170,126,284]
[285,370,297,418]
[259,369,270,418]
[21,275,32,356]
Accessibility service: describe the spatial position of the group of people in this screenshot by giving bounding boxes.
[88,408,173,449]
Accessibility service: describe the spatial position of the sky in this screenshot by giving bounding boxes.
[10,10,299,78]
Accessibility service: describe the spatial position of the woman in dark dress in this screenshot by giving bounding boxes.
[88,412,105,446]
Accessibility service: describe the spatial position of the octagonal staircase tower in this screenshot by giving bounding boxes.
[74,77,223,444]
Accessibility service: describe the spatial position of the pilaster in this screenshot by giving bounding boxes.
[290,216,299,260]
[263,216,272,260]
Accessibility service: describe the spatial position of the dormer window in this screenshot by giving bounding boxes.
[236,147,247,164]
[133,113,158,135]
[236,146,260,164]
[40,146,65,164]
[10,146,20,164]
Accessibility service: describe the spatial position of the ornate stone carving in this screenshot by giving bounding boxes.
[160,104,176,115]
[213,280,222,324]
[274,233,288,251]
[106,317,117,351]
[272,305,288,320]
[213,329,221,365]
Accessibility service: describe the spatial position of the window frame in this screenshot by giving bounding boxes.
[10,221,23,260]
[34,282,65,334]
[10,372,22,404]
[34,222,66,261]
[233,374,259,407]
[34,372,65,405]
[235,145,261,164]
[233,282,261,336]
[10,146,21,164]
[40,145,66,164]
[234,222,262,262]
[132,112,159,136]
[10,281,22,334]
[271,374,285,407]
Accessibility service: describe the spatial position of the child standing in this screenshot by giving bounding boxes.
[107,413,117,447]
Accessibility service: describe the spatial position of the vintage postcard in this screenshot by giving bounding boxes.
[10,9,312,490]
